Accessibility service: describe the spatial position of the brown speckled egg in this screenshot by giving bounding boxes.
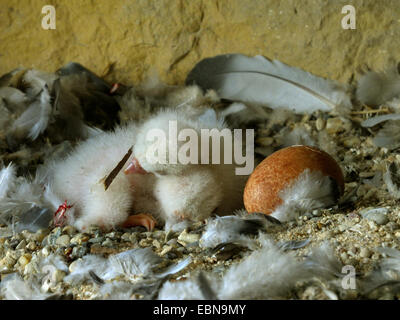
[244,145,344,215]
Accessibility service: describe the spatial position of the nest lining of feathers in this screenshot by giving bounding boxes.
[1,57,400,300]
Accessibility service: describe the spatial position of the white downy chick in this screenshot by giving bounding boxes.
[153,166,223,230]
[130,109,248,230]
[48,124,138,231]
[47,106,248,232]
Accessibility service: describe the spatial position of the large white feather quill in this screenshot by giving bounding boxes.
[186,54,351,113]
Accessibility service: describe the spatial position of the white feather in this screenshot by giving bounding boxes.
[271,169,337,222]
[371,120,400,149]
[199,211,278,249]
[217,235,308,299]
[378,247,400,274]
[0,177,44,223]
[361,113,400,128]
[158,276,210,300]
[39,253,69,273]
[303,241,343,280]
[0,87,27,107]
[108,248,162,278]
[23,69,58,97]
[159,237,344,300]
[12,85,53,140]
[0,273,50,300]
[64,254,110,285]
[186,54,351,113]
[0,163,16,199]
[356,67,400,106]
[0,164,60,228]
[383,162,400,199]
[65,248,162,286]
[361,247,400,296]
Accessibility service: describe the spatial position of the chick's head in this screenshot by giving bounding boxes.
[133,110,202,175]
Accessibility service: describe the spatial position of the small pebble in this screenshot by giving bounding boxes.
[360,207,389,225]
[41,246,51,257]
[139,238,152,247]
[312,209,322,217]
[167,238,177,246]
[359,248,371,258]
[62,225,77,236]
[160,245,173,256]
[371,252,380,261]
[0,252,17,271]
[368,221,378,231]
[326,117,344,134]
[56,235,70,247]
[121,232,131,242]
[315,118,325,131]
[21,230,34,241]
[33,229,49,242]
[69,260,79,273]
[101,238,114,247]
[26,241,36,251]
[70,234,89,245]
[16,240,26,250]
[89,236,104,244]
[178,230,200,244]
[105,232,117,239]
[7,239,19,250]
[152,239,161,249]
[71,246,87,258]
[17,253,31,267]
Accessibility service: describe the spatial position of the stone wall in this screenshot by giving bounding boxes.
[1,0,399,85]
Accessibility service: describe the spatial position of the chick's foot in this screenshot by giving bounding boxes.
[122,213,157,231]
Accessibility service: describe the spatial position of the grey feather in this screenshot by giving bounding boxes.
[356,67,400,106]
[12,86,52,140]
[361,113,400,128]
[199,210,281,249]
[186,54,351,114]
[14,206,53,233]
[372,120,400,149]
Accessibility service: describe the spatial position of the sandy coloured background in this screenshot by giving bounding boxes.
[1,0,400,85]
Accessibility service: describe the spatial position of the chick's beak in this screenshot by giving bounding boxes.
[124,157,147,175]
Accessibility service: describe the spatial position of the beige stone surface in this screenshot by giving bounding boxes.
[1,0,400,86]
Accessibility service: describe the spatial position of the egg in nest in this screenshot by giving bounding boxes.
[243,145,344,222]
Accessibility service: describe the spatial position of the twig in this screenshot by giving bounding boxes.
[103,146,133,191]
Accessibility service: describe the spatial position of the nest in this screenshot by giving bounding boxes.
[1,58,400,300]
